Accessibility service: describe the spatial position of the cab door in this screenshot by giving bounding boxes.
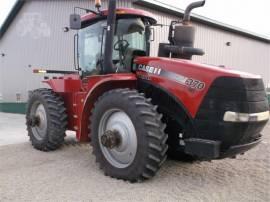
[78,20,106,77]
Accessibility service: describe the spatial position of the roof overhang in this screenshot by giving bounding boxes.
[133,0,270,44]
[0,0,25,40]
[81,7,157,25]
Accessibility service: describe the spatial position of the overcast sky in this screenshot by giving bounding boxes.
[0,0,269,38]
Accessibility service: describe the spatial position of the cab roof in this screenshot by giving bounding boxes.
[81,8,157,25]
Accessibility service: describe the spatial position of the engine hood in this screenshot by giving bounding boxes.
[134,57,261,80]
[134,56,263,118]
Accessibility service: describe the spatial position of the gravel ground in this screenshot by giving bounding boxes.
[0,112,269,202]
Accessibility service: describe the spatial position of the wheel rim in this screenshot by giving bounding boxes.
[30,101,47,141]
[98,109,137,168]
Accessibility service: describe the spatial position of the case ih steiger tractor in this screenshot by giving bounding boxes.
[26,0,269,182]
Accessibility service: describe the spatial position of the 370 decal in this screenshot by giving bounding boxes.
[185,78,205,90]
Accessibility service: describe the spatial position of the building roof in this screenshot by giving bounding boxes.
[0,0,24,39]
[0,0,269,43]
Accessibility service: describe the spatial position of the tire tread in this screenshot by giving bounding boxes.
[26,88,67,151]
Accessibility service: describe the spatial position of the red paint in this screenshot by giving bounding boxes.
[81,8,156,24]
[43,74,81,92]
[134,57,243,118]
[44,73,136,141]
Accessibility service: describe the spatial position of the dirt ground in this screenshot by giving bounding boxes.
[0,112,269,202]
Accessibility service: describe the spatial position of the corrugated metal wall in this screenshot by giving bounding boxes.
[0,0,269,102]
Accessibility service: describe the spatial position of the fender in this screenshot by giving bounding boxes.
[137,79,193,121]
[79,74,137,141]
[43,74,82,93]
[137,79,198,138]
[43,73,137,141]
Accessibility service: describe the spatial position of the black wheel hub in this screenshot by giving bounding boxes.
[27,115,40,127]
[101,130,121,149]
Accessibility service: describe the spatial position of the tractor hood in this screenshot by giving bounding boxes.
[134,56,264,117]
[134,57,261,81]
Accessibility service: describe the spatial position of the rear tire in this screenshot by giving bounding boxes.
[90,89,168,182]
[26,88,67,151]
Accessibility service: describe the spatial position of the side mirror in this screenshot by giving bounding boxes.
[145,26,155,42]
[70,14,81,30]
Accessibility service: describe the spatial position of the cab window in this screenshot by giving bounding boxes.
[78,20,106,76]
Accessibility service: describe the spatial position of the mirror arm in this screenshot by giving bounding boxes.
[74,7,99,15]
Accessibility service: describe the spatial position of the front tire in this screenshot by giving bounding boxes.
[26,89,67,151]
[90,89,168,182]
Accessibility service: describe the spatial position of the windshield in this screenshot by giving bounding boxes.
[116,18,146,51]
[78,18,148,76]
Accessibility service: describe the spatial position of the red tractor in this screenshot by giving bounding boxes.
[26,0,269,182]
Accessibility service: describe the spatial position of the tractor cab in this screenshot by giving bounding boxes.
[71,7,156,77]
[69,0,207,78]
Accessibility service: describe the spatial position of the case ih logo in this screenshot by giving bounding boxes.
[137,64,162,75]
[137,64,205,91]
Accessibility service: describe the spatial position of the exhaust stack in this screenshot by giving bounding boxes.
[158,0,206,60]
[103,0,116,74]
[95,0,102,12]
[183,0,205,25]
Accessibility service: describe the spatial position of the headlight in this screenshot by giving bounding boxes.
[223,111,269,122]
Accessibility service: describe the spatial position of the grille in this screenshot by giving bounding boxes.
[194,77,269,150]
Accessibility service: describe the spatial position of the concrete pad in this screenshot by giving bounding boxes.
[0,112,269,201]
[0,112,28,146]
